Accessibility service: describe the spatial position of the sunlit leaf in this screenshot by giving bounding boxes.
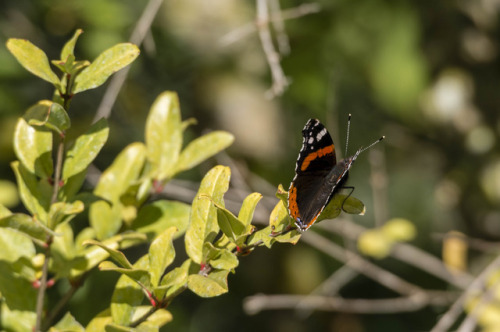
[149,227,176,287]
[111,255,148,326]
[1,302,36,332]
[0,180,19,208]
[25,100,70,134]
[6,39,61,88]
[0,213,47,242]
[13,116,53,178]
[61,29,83,63]
[187,269,230,298]
[11,161,50,223]
[84,239,134,269]
[155,259,190,300]
[50,311,84,332]
[73,43,139,93]
[99,261,150,287]
[131,200,190,241]
[62,118,109,180]
[269,200,301,244]
[145,91,182,180]
[86,309,112,332]
[238,192,262,226]
[185,166,230,264]
[175,131,234,174]
[48,200,84,229]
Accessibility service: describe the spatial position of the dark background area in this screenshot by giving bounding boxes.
[1,0,500,331]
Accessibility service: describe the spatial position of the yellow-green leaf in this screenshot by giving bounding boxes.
[61,29,83,62]
[187,269,229,298]
[149,227,177,287]
[13,115,53,178]
[145,91,182,180]
[25,100,70,134]
[6,39,61,87]
[175,131,234,174]
[62,118,109,181]
[73,43,139,93]
[185,166,230,264]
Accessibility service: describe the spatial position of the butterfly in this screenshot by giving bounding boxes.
[288,116,384,232]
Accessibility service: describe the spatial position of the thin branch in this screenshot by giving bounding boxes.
[295,265,358,317]
[35,237,51,332]
[302,231,423,295]
[430,254,500,332]
[268,0,290,55]
[219,3,321,47]
[256,0,289,98]
[321,220,474,289]
[244,290,457,315]
[93,0,164,122]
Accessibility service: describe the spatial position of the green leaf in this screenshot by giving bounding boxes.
[73,43,139,94]
[86,309,112,332]
[0,203,13,218]
[13,116,53,178]
[316,194,365,223]
[155,259,190,300]
[269,200,301,244]
[51,222,78,278]
[185,165,230,264]
[131,200,190,240]
[187,269,230,297]
[48,200,84,230]
[61,29,83,63]
[84,239,134,269]
[175,131,234,174]
[89,200,123,241]
[90,142,146,239]
[94,142,146,203]
[11,161,50,223]
[149,227,176,287]
[0,228,37,310]
[99,261,150,287]
[24,100,70,134]
[6,38,61,87]
[209,248,238,271]
[50,312,84,332]
[62,118,109,181]
[215,204,247,243]
[145,91,182,180]
[247,225,275,248]
[111,255,148,326]
[72,232,146,278]
[1,302,36,332]
[238,192,262,226]
[0,213,47,242]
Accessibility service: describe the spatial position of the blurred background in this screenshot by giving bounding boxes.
[1,0,500,331]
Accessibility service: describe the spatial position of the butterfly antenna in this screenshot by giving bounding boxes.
[359,136,385,154]
[345,113,352,154]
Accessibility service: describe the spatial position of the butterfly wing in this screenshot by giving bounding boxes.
[288,119,337,230]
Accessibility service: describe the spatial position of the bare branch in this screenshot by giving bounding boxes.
[93,0,164,122]
[256,0,289,97]
[302,231,423,295]
[244,291,458,315]
[430,254,500,332]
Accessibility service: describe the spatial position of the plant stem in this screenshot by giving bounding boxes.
[42,276,85,331]
[130,306,157,328]
[34,236,52,332]
[50,135,65,204]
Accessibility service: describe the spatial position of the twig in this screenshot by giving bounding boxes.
[430,254,500,332]
[244,290,457,315]
[321,220,474,289]
[93,0,164,122]
[219,3,321,47]
[34,237,51,332]
[295,265,357,317]
[302,231,422,295]
[268,0,290,55]
[256,0,289,98]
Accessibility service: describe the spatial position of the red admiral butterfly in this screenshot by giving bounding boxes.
[288,116,384,232]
